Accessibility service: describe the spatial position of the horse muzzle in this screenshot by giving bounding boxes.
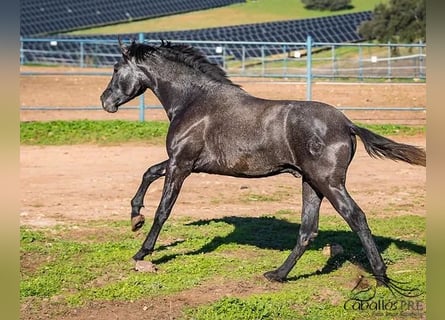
[100,93,119,113]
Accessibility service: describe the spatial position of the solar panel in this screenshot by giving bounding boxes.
[20,0,246,36]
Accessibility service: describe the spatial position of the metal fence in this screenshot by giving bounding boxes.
[20,34,426,81]
[20,35,426,122]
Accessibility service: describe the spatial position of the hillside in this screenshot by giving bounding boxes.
[68,0,388,35]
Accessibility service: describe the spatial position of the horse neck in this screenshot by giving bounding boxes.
[142,60,220,121]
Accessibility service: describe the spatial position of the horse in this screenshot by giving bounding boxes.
[100,39,426,286]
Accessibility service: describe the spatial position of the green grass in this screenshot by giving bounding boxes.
[20,213,426,319]
[240,185,293,203]
[67,0,388,35]
[356,123,425,136]
[20,120,425,145]
[20,120,169,145]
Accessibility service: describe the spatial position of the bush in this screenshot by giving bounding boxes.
[358,0,426,43]
[301,0,352,11]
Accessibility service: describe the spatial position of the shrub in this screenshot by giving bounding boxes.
[301,0,352,11]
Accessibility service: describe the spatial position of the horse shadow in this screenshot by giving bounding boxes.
[151,216,425,281]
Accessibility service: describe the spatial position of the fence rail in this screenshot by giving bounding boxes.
[21,35,426,81]
[20,35,426,122]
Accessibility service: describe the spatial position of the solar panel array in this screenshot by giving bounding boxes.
[20,0,246,36]
[21,11,372,66]
[138,11,372,58]
[142,11,371,43]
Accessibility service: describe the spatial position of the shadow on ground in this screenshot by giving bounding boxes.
[152,216,425,281]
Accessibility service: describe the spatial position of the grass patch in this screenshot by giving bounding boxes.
[20,214,425,319]
[240,186,293,203]
[356,123,425,136]
[20,120,424,145]
[20,120,168,145]
[186,295,303,320]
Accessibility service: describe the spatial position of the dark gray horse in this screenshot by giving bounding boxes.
[100,40,425,285]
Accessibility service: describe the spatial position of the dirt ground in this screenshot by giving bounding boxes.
[19,66,427,319]
[20,66,426,124]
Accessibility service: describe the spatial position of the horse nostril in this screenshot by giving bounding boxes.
[100,91,110,107]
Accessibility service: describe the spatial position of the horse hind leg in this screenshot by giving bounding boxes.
[130,160,168,231]
[317,180,388,283]
[264,179,323,282]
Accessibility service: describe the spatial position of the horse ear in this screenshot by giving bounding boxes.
[118,36,130,59]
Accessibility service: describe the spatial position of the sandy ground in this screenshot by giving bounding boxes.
[20,66,426,125]
[20,136,426,228]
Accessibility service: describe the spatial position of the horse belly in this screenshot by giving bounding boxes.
[194,145,294,178]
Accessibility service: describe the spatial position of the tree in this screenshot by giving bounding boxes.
[358,0,426,43]
[301,0,352,11]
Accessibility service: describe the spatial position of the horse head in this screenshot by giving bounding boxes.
[100,38,147,113]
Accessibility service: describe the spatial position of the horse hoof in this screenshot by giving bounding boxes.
[263,271,285,283]
[134,260,158,273]
[131,215,145,231]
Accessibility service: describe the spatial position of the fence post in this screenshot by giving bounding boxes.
[20,36,24,65]
[282,44,287,77]
[222,46,226,71]
[418,40,423,78]
[261,45,265,76]
[306,35,312,101]
[358,44,363,81]
[331,44,337,78]
[138,32,145,122]
[387,41,392,80]
[79,41,84,68]
[241,45,246,75]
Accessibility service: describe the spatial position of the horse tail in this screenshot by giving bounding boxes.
[350,124,426,167]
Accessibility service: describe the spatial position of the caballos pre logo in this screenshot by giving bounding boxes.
[343,274,425,316]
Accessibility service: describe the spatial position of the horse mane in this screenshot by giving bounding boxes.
[128,40,239,87]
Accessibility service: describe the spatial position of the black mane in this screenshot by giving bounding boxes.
[127,40,238,86]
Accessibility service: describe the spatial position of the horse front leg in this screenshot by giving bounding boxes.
[264,179,323,282]
[130,160,168,231]
[133,160,191,261]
